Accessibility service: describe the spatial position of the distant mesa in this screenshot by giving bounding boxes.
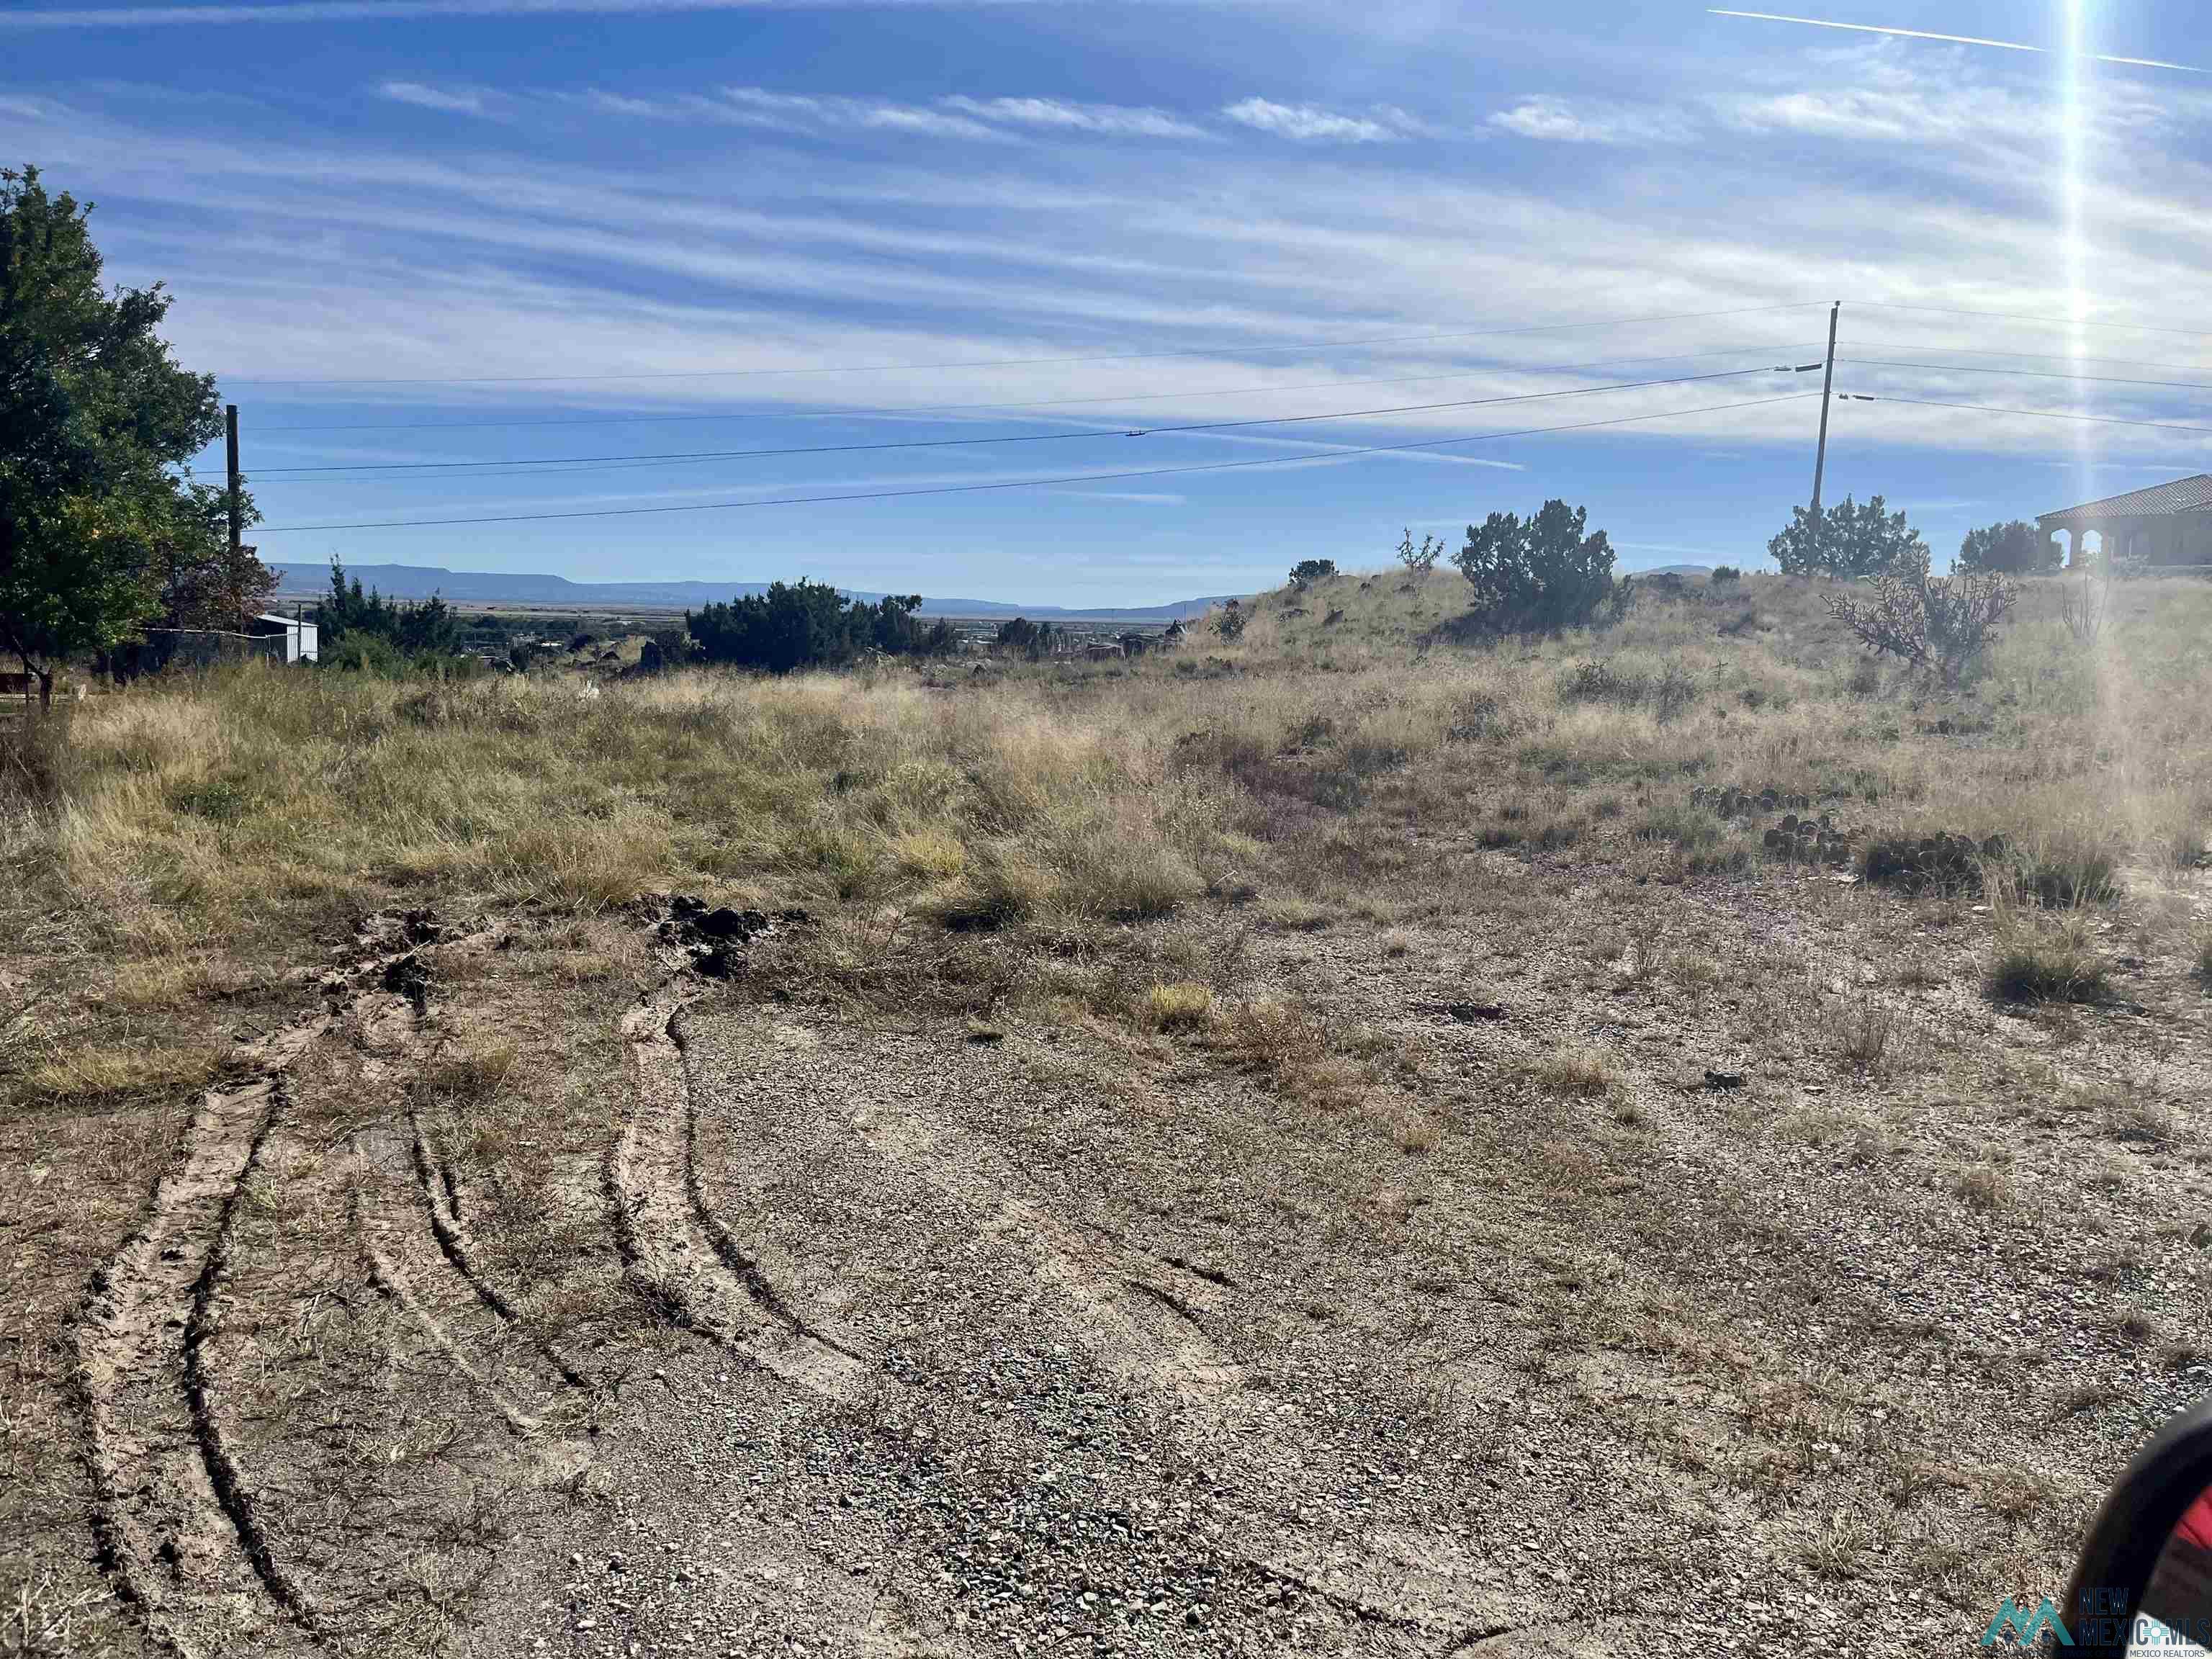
[267,562,1229,621]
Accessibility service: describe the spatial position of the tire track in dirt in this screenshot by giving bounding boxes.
[687,1009,1516,1642]
[351,1174,544,1437]
[405,1112,595,1393]
[608,987,869,1398]
[846,1100,1253,1421]
[830,1076,1501,1635]
[76,1020,328,1659]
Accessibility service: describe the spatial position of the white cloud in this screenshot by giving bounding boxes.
[1488,94,1684,145]
[559,85,1213,143]
[716,88,1007,140]
[377,81,494,116]
[1716,42,2172,153]
[1220,98,1403,144]
[12,77,2212,485]
[939,96,1205,139]
[378,81,1226,145]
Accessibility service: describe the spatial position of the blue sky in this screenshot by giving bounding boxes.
[4,0,2209,603]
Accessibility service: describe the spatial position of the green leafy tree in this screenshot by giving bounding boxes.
[1957,519,2058,575]
[687,580,948,673]
[1,166,251,706]
[1288,557,1337,588]
[1767,494,1925,579]
[994,615,1058,660]
[1452,500,1621,633]
[318,559,461,661]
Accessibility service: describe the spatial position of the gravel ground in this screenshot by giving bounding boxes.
[30,860,2211,1659]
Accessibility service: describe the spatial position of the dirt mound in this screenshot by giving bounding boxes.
[650,894,809,978]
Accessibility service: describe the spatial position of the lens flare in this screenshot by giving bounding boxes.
[2062,0,2093,534]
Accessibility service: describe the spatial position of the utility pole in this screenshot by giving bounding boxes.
[1809,302,1839,521]
[225,403,243,555]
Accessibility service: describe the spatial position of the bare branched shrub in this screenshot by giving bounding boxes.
[1395,528,1442,574]
[1836,998,1894,1074]
[2059,567,2108,647]
[1826,557,2015,686]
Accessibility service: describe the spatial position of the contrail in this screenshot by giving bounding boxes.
[1709,9,2209,73]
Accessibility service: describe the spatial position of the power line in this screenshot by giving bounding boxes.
[1847,339,2212,376]
[1839,392,2212,438]
[1848,300,2212,341]
[1839,357,2212,395]
[246,366,1802,479]
[216,302,1830,388]
[253,390,1820,533]
[238,340,1825,436]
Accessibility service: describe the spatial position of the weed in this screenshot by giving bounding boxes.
[1985,921,2112,1006]
[426,1043,518,1105]
[1836,999,1894,1074]
[1211,996,1362,1107]
[1956,1165,2011,1211]
[1140,981,1216,1032]
[1532,1044,1621,1100]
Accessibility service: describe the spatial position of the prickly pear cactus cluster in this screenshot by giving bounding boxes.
[1689,784,1856,867]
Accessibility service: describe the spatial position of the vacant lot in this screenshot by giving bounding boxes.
[3,570,2207,1657]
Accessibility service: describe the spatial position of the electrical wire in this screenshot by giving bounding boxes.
[1847,300,2212,341]
[1838,358,2212,394]
[252,390,1820,533]
[1846,339,2212,376]
[238,340,1827,436]
[216,302,1830,387]
[246,366,1804,479]
[1838,392,2212,438]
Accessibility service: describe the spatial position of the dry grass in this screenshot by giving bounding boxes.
[1984,916,2113,1006]
[4,564,2211,1659]
[1532,1043,1622,1100]
[1138,980,1215,1031]
[21,1040,222,1104]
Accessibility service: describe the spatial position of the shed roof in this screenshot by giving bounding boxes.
[2039,474,2212,523]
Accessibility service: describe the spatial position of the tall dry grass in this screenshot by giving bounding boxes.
[5,565,2206,1094]
[2,666,1250,966]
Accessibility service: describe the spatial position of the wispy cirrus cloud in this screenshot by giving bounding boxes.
[377,80,498,116]
[938,95,1206,139]
[372,78,1453,147]
[1220,97,1407,144]
[722,86,1007,139]
[1487,94,1686,145]
[538,86,1203,143]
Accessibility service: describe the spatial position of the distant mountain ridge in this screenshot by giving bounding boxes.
[269,562,1229,621]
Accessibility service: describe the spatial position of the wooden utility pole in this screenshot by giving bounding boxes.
[225,403,243,554]
[1808,302,1839,521]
